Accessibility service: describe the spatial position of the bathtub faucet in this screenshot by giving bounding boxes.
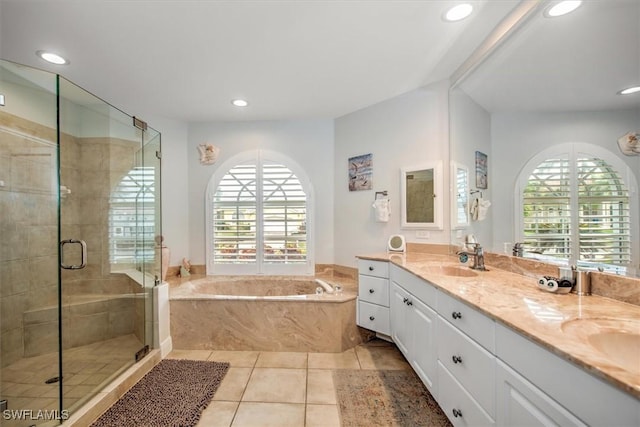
[315,279,335,294]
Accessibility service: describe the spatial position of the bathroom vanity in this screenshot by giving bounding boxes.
[356,253,640,427]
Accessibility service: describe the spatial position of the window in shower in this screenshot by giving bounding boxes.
[109,166,157,266]
[207,150,313,275]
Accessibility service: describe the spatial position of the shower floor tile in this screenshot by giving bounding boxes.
[0,334,142,427]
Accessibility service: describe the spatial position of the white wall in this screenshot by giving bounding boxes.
[186,119,334,266]
[333,82,450,267]
[144,115,190,267]
[491,109,640,253]
[449,88,492,248]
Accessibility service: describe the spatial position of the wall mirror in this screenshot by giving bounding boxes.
[400,162,443,229]
[449,1,640,277]
[451,161,469,229]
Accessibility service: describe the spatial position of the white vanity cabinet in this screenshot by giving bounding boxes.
[436,291,496,426]
[356,259,390,335]
[496,323,640,427]
[389,264,438,394]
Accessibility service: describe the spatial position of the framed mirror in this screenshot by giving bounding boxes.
[451,161,469,229]
[400,161,443,229]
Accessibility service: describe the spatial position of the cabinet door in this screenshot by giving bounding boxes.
[496,360,587,427]
[390,282,410,357]
[410,297,438,395]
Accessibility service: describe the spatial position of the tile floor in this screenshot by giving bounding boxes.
[166,339,412,427]
[0,334,143,427]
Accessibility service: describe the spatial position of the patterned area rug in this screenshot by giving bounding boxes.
[92,359,229,427]
[333,369,452,427]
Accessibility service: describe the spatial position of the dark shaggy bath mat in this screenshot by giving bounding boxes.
[91,359,229,427]
[333,369,452,427]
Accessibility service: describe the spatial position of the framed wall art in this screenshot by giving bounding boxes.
[475,151,488,189]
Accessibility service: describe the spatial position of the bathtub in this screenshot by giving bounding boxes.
[169,276,364,352]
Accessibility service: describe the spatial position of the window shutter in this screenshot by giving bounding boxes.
[522,158,572,260]
[109,166,156,264]
[211,161,307,267]
[576,157,630,266]
[212,163,257,264]
[262,162,307,264]
[521,153,631,271]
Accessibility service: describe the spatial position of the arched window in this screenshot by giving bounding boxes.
[109,166,156,265]
[517,143,637,274]
[206,150,313,275]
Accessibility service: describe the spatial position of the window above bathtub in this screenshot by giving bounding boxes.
[206,150,314,275]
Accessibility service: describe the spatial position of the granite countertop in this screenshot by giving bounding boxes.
[357,252,640,399]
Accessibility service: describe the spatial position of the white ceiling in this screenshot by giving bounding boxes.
[459,0,640,113]
[0,0,519,123]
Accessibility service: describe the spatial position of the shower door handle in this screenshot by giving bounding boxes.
[60,239,87,270]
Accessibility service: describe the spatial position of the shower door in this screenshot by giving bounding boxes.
[0,59,158,426]
[58,76,156,416]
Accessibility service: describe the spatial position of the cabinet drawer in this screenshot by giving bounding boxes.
[437,291,495,352]
[390,264,437,307]
[358,275,389,306]
[437,361,495,427]
[357,300,390,335]
[496,360,587,427]
[358,259,389,278]
[438,316,495,417]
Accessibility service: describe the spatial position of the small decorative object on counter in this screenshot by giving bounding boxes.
[179,257,191,277]
[537,275,573,294]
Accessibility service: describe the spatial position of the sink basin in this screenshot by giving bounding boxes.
[424,265,478,277]
[561,318,640,373]
[588,332,640,373]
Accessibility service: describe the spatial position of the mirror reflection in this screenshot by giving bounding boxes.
[401,162,443,229]
[450,0,640,277]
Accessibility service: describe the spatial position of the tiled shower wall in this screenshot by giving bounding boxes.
[0,111,58,366]
[0,111,144,366]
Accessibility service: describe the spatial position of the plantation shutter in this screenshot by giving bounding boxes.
[109,166,156,264]
[522,154,631,269]
[522,157,572,260]
[212,160,307,267]
[262,162,307,264]
[576,157,630,265]
[212,163,257,264]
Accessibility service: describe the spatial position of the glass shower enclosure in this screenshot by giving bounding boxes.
[0,59,160,425]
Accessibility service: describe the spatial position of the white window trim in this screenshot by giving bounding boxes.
[205,149,314,276]
[514,142,639,271]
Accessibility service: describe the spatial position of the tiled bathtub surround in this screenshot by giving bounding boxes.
[169,275,364,352]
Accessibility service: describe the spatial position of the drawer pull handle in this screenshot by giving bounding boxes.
[451,311,462,320]
[369,289,375,293]
[369,266,374,271]
[369,316,375,321]
[452,408,462,418]
[452,355,463,364]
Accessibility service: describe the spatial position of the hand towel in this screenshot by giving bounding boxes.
[372,198,390,222]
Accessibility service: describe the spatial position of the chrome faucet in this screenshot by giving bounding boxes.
[457,243,487,271]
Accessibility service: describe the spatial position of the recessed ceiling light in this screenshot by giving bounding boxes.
[544,1,582,18]
[231,99,249,107]
[36,50,69,65]
[443,3,473,22]
[618,86,640,95]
